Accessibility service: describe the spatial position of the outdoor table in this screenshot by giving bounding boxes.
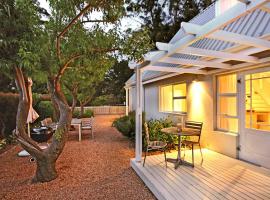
[71,118,82,141]
[161,127,200,169]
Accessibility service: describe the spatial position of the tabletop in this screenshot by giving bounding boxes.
[161,127,200,136]
[71,118,82,124]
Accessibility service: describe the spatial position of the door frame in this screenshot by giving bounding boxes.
[238,66,270,165]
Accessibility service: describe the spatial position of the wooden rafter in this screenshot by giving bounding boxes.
[176,47,259,63]
[160,57,232,69]
[144,65,206,74]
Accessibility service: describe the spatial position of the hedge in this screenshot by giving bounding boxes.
[0,92,18,138]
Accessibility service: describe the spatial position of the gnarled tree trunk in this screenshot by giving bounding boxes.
[15,67,71,183]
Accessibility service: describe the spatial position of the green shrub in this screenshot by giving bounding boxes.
[147,118,176,147]
[113,111,145,139]
[35,101,54,121]
[0,92,18,137]
[113,112,177,149]
[83,109,94,118]
[72,110,80,118]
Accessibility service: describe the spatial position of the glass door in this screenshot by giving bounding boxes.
[239,67,270,168]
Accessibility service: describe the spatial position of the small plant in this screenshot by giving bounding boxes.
[82,109,94,118]
[72,110,81,118]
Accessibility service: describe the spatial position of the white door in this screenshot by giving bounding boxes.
[239,67,270,168]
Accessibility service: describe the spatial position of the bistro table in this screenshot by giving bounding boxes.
[161,127,200,169]
[71,118,82,141]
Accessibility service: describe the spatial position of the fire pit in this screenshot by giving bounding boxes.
[31,127,53,143]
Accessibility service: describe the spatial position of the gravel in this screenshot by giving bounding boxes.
[0,115,155,200]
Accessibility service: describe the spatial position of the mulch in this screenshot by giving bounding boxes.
[0,115,156,200]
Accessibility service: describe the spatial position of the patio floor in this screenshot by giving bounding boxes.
[131,149,270,200]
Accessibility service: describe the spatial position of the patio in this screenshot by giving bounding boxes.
[131,149,270,200]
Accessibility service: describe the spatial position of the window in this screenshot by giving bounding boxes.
[245,71,270,131]
[217,74,238,133]
[160,83,187,113]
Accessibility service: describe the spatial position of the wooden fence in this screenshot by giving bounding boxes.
[75,106,126,115]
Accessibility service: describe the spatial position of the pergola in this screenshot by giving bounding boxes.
[130,0,270,162]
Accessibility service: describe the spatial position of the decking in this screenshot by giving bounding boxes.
[131,149,270,200]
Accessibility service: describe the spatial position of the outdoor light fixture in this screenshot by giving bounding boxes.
[192,75,199,83]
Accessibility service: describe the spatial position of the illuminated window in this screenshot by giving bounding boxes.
[245,71,270,131]
[217,74,238,133]
[160,83,187,113]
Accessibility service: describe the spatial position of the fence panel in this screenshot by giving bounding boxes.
[75,106,126,115]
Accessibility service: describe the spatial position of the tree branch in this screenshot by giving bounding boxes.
[81,19,114,24]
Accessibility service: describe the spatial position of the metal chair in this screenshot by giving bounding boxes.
[182,121,203,165]
[143,122,167,167]
[82,117,94,139]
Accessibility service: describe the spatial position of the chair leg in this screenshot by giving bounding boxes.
[143,148,148,167]
[191,144,194,167]
[91,129,94,139]
[183,144,186,158]
[199,143,203,163]
[163,147,167,168]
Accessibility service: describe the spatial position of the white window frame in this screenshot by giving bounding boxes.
[216,73,239,134]
[159,82,187,114]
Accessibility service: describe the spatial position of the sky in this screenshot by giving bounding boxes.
[38,0,142,32]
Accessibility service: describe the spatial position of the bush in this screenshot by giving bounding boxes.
[113,111,145,139]
[83,109,94,118]
[72,110,80,118]
[0,92,18,137]
[113,111,177,149]
[34,101,54,121]
[147,118,176,147]
[72,109,94,118]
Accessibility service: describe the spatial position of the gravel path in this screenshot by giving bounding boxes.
[0,115,155,200]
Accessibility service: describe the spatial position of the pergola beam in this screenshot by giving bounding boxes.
[145,65,207,74]
[160,57,232,69]
[176,47,259,63]
[260,3,270,13]
[209,30,270,49]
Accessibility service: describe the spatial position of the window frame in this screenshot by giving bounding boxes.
[159,82,187,114]
[216,73,239,134]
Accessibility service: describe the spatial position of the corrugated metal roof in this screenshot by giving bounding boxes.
[126,2,270,86]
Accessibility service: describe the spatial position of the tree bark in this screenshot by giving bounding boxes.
[80,104,84,118]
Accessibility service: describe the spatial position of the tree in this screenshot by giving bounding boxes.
[1,0,152,183]
[94,60,133,105]
[126,0,215,43]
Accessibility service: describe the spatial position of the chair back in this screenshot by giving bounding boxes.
[41,118,53,126]
[82,117,94,128]
[185,121,203,142]
[144,122,150,145]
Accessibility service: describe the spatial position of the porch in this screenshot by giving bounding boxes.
[131,149,270,200]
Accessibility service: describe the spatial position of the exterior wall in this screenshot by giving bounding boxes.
[142,74,238,158]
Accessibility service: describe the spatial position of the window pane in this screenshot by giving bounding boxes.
[160,85,172,112]
[218,74,237,93]
[218,116,238,133]
[174,99,186,112]
[173,84,186,97]
[219,96,237,116]
[245,72,270,131]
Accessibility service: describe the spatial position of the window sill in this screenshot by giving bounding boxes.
[213,130,238,137]
[159,111,187,116]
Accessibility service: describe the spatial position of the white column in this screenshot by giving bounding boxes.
[135,66,143,162]
[125,87,129,116]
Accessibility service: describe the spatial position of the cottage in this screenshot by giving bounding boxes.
[125,1,270,199]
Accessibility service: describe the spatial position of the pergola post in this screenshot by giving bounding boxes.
[135,66,143,162]
[125,87,129,116]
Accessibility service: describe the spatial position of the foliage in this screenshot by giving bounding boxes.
[113,111,145,139]
[0,92,18,137]
[72,110,81,118]
[34,101,55,121]
[126,0,215,43]
[147,118,176,147]
[94,60,133,105]
[72,109,94,118]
